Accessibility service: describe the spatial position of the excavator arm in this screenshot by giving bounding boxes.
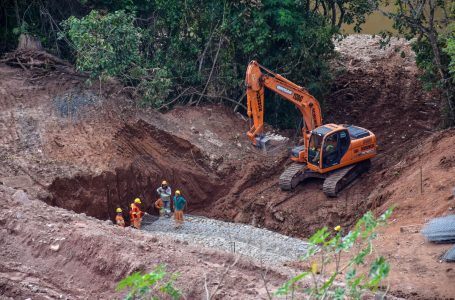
[245,60,323,159]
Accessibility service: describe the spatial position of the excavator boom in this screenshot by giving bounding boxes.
[246,61,323,159]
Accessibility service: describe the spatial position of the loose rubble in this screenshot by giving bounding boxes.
[142,214,309,265]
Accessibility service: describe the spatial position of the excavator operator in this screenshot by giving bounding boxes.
[323,135,338,166]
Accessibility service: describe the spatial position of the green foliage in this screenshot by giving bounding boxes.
[1,0,379,123]
[116,265,181,300]
[62,10,172,106]
[381,0,455,127]
[144,0,335,127]
[446,37,455,82]
[411,38,452,91]
[62,10,142,79]
[276,207,393,299]
[444,6,455,82]
[58,1,335,114]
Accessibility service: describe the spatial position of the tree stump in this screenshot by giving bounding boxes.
[17,34,43,51]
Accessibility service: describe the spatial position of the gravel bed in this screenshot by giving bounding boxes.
[142,214,309,265]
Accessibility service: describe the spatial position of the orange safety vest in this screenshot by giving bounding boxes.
[130,203,143,220]
[115,215,125,227]
[155,198,164,209]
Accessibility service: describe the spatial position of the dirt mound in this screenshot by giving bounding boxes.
[327,35,440,171]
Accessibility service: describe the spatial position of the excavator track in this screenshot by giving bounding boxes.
[322,159,371,197]
[279,163,326,191]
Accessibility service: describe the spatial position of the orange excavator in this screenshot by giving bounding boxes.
[246,61,377,196]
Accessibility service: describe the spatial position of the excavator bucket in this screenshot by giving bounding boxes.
[255,133,289,152]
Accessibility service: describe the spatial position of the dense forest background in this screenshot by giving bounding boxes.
[0,0,454,127]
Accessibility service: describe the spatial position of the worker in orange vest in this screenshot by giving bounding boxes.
[130,198,144,229]
[154,198,165,217]
[173,190,187,229]
[115,207,125,227]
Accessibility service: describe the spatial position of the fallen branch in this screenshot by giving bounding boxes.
[157,87,193,110]
[272,193,296,208]
[1,49,72,71]
[330,86,353,97]
[261,268,273,300]
[204,273,210,300]
[234,91,246,112]
[192,92,247,111]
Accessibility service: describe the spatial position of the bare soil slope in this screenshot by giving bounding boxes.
[198,35,442,240]
[1,35,454,299]
[373,129,455,299]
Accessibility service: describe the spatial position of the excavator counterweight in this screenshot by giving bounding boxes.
[245,61,377,197]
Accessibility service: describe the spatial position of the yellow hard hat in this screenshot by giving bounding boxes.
[134,198,141,204]
[175,190,181,195]
[116,207,122,213]
[162,180,168,185]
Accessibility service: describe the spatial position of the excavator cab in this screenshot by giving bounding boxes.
[307,126,353,171]
[292,126,343,167]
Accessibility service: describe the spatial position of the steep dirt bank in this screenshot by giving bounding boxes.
[44,120,225,221]
[0,185,289,299]
[373,129,455,299]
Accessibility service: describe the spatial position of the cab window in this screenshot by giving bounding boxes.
[322,130,350,168]
[308,134,323,165]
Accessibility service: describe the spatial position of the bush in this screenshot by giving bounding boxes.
[116,265,181,300]
[63,10,142,79]
[275,208,393,299]
[62,10,172,107]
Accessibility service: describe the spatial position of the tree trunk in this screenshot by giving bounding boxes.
[330,1,337,28]
[337,3,345,28]
[427,32,455,124]
[14,0,21,27]
[321,0,328,16]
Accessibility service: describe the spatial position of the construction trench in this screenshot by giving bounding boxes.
[2,35,455,299]
[42,120,227,223]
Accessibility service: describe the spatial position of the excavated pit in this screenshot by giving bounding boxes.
[39,111,407,237]
[43,120,226,223]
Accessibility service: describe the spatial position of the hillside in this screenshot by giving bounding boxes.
[1,35,454,299]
